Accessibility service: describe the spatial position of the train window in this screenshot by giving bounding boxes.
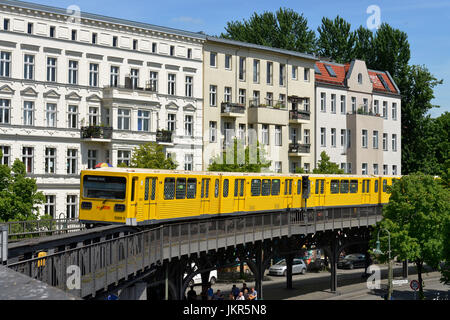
[83,175,126,200]
[272,179,280,195]
[284,179,293,195]
[202,179,210,198]
[223,179,229,198]
[164,178,175,200]
[151,178,157,200]
[340,180,349,194]
[251,179,261,196]
[131,177,138,202]
[261,179,271,196]
[315,180,319,194]
[234,179,239,197]
[375,180,379,193]
[350,180,358,193]
[383,180,388,192]
[330,180,340,194]
[176,178,187,199]
[215,179,219,198]
[363,180,370,193]
[240,179,245,197]
[297,180,302,195]
[145,178,150,201]
[187,179,197,199]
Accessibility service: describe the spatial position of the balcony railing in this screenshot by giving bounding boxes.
[289,143,311,154]
[81,126,113,140]
[221,102,245,114]
[156,130,173,143]
[105,80,157,93]
[249,99,286,109]
[289,110,311,121]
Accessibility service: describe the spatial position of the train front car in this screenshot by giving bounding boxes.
[79,169,129,227]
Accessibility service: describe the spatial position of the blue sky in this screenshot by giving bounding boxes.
[25,0,449,118]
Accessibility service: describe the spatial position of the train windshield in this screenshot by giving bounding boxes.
[83,175,127,200]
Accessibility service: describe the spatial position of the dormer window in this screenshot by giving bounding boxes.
[358,73,363,84]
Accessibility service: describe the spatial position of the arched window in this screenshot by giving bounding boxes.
[358,73,363,84]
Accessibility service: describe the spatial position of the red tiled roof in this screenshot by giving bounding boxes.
[369,71,398,94]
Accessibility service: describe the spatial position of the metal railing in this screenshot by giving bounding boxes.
[289,143,311,154]
[81,126,113,140]
[156,130,173,143]
[289,110,311,121]
[6,218,85,241]
[221,102,245,114]
[7,206,382,298]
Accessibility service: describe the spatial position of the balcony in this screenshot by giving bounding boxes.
[156,130,173,145]
[289,110,311,123]
[289,143,311,157]
[81,126,113,142]
[221,102,245,117]
[248,99,288,125]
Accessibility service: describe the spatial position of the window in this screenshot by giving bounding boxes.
[0,99,10,124]
[262,124,269,145]
[340,180,349,194]
[185,154,193,171]
[45,148,56,174]
[152,42,157,53]
[185,178,196,199]
[304,98,310,112]
[279,64,286,86]
[113,36,118,47]
[92,33,98,44]
[383,179,388,192]
[362,130,368,148]
[304,68,310,81]
[187,48,192,59]
[325,65,337,77]
[304,129,310,145]
[1,146,10,166]
[185,76,193,97]
[238,124,246,143]
[373,131,379,149]
[110,66,119,87]
[320,128,326,147]
[392,134,397,152]
[224,87,232,103]
[45,195,56,218]
[252,59,260,83]
[236,89,245,105]
[362,163,368,175]
[46,103,57,127]
[68,60,78,84]
[375,180,379,193]
[47,57,57,82]
[3,19,10,30]
[149,71,158,92]
[363,98,369,113]
[275,162,282,173]
[340,129,346,147]
[261,179,271,196]
[392,165,398,175]
[266,62,273,85]
[350,180,358,193]
[71,29,77,41]
[27,22,33,34]
[330,180,339,194]
[383,133,388,151]
[209,121,217,143]
[223,179,229,198]
[209,85,217,107]
[118,150,131,166]
[24,54,35,80]
[271,179,280,195]
[225,54,232,70]
[373,164,379,175]
[68,105,78,129]
[214,179,219,198]
[133,39,138,50]
[347,163,352,174]
[49,26,56,38]
[292,66,298,80]
[89,63,99,87]
[137,110,150,132]
[383,101,388,119]
[87,150,97,169]
[351,97,357,113]
[117,109,131,130]
[22,147,34,173]
[358,73,363,84]
[239,57,246,81]
[340,96,346,114]
[67,149,77,174]
[170,46,175,56]
[168,74,176,96]
[164,178,176,200]
[374,100,379,115]
[266,92,273,106]
[284,179,293,195]
[331,94,336,113]
[130,69,139,89]
[185,115,193,136]
[320,93,326,112]
[392,103,398,120]
[167,114,176,132]
[210,52,217,67]
[67,195,78,219]
[23,101,34,126]
[275,126,282,146]
[331,128,336,147]
[201,179,211,199]
[0,52,11,77]
[251,179,261,196]
[383,165,388,175]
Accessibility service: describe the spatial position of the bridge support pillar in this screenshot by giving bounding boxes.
[200,271,211,301]
[330,238,338,293]
[118,281,147,300]
[255,242,264,300]
[286,253,293,289]
[403,260,408,278]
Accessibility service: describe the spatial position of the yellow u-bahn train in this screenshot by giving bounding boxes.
[79,168,399,227]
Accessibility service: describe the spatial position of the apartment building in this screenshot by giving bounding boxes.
[0,0,205,217]
[203,36,317,173]
[314,59,401,175]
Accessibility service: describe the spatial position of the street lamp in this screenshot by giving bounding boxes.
[373,228,393,300]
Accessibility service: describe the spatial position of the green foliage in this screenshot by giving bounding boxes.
[208,139,271,173]
[123,142,178,170]
[370,174,450,292]
[312,152,344,174]
[221,7,316,54]
[0,158,45,222]
[295,167,306,174]
[441,216,450,285]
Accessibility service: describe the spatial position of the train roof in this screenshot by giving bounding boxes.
[82,168,401,179]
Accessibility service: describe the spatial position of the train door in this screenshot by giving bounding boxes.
[143,177,158,222]
[284,179,293,208]
[314,179,325,207]
[362,179,371,204]
[233,179,245,212]
[201,178,211,215]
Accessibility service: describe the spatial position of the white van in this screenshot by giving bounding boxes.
[186,269,218,286]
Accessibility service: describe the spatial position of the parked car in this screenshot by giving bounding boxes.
[268,259,307,276]
[337,253,367,269]
[307,259,327,272]
[188,270,217,286]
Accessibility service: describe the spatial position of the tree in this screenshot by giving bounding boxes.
[352,26,375,64]
[221,8,316,54]
[316,15,356,63]
[0,154,45,222]
[208,139,271,173]
[312,152,344,174]
[120,142,178,170]
[370,174,450,299]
